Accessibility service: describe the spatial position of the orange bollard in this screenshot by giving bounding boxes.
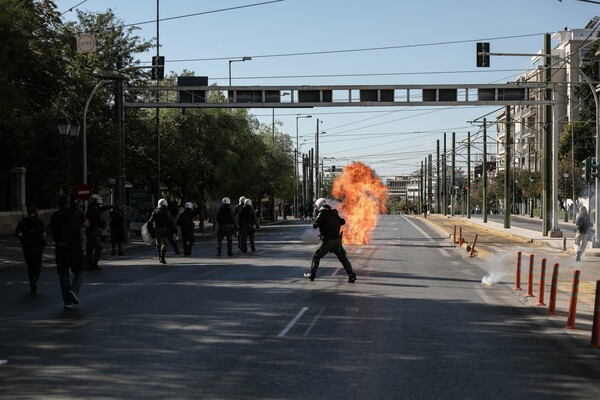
[548,263,560,315]
[566,270,581,330]
[513,251,522,291]
[536,258,547,306]
[591,281,600,348]
[469,234,478,258]
[525,254,535,298]
[453,225,457,244]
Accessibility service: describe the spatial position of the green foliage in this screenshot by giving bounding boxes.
[0,4,295,209]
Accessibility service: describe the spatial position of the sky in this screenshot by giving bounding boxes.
[56,0,599,180]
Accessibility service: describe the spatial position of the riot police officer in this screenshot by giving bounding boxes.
[304,198,357,283]
[216,197,237,256]
[148,198,177,264]
[239,198,257,253]
[177,202,195,256]
[85,194,112,271]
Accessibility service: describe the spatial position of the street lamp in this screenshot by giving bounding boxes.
[296,115,312,217]
[316,126,326,199]
[228,56,252,86]
[58,118,80,194]
[563,171,569,222]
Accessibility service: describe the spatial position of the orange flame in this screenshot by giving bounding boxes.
[332,162,388,245]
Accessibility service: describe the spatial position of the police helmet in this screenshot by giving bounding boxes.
[90,194,102,205]
[222,197,231,205]
[239,196,247,204]
[244,199,253,206]
[315,198,327,209]
[158,198,168,208]
[184,201,193,210]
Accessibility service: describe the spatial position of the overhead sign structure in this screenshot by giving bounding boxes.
[124,83,551,109]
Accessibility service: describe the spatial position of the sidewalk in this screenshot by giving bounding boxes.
[422,213,600,313]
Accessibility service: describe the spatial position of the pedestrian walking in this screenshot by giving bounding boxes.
[15,204,46,294]
[177,202,195,256]
[85,194,111,271]
[50,194,89,309]
[574,206,594,261]
[148,198,177,264]
[109,205,126,256]
[298,203,305,220]
[239,198,257,253]
[216,197,237,256]
[304,198,357,283]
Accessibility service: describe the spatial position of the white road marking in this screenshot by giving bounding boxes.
[304,307,325,336]
[278,307,309,337]
[403,216,452,257]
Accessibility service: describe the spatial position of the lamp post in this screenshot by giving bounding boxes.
[529,175,535,218]
[564,171,569,222]
[296,115,312,217]
[58,118,81,194]
[228,57,252,86]
[315,125,325,199]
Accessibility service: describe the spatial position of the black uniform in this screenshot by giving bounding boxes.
[109,207,126,256]
[51,201,87,307]
[15,212,46,293]
[216,203,237,256]
[177,208,195,256]
[239,204,257,253]
[148,206,177,264]
[305,205,356,283]
[85,202,111,271]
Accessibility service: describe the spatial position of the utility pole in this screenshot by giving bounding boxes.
[436,140,440,214]
[504,107,511,229]
[420,160,424,214]
[443,133,447,215]
[452,132,456,217]
[542,33,552,236]
[483,119,488,223]
[428,153,433,216]
[467,132,471,219]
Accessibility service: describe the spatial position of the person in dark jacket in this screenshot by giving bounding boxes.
[148,198,177,264]
[304,198,357,283]
[109,205,126,256]
[15,204,47,294]
[574,206,594,261]
[239,198,257,253]
[234,196,246,249]
[216,197,238,256]
[85,194,112,271]
[177,202,195,256]
[51,194,90,308]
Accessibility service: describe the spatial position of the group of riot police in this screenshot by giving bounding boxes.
[146,195,356,282]
[15,194,357,309]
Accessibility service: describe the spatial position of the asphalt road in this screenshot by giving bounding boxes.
[1,216,599,399]
[477,213,578,238]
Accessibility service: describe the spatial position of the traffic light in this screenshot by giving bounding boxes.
[331,165,336,172]
[476,42,490,68]
[151,56,165,80]
[583,157,593,182]
[592,157,599,180]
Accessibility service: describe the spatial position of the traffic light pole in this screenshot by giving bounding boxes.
[504,106,511,229]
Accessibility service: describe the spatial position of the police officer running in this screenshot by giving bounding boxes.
[85,194,112,271]
[177,202,195,256]
[216,197,238,256]
[304,198,357,283]
[239,198,257,253]
[148,198,177,264]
